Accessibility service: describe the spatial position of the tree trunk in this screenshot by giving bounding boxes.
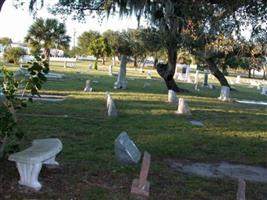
[112,55,116,67]
[248,68,252,78]
[134,56,138,68]
[156,46,187,92]
[205,58,231,88]
[102,56,105,65]
[0,0,5,12]
[153,57,158,68]
[94,58,98,70]
[44,48,50,62]
[156,63,187,92]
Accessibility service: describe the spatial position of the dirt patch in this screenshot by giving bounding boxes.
[0,160,131,200]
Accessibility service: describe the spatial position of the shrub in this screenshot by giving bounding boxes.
[3,47,26,64]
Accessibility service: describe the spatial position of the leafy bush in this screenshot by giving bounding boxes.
[0,54,49,159]
[3,47,26,64]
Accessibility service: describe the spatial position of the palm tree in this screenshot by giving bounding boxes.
[25,18,70,60]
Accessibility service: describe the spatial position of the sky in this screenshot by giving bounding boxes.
[0,1,142,46]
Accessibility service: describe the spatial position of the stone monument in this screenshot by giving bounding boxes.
[84,80,92,92]
[114,55,127,89]
[107,98,118,117]
[203,70,209,87]
[168,90,178,103]
[218,86,231,101]
[114,132,141,164]
[175,98,191,115]
[108,65,113,76]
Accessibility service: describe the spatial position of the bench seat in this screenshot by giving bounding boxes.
[8,138,62,190]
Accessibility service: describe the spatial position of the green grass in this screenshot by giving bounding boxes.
[1,61,267,199]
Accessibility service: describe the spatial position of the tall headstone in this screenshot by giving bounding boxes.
[194,70,199,84]
[88,63,93,70]
[175,98,191,115]
[105,92,112,108]
[261,86,267,95]
[168,90,178,103]
[107,98,118,117]
[236,179,246,200]
[146,70,152,79]
[84,80,92,92]
[203,70,209,87]
[114,55,127,89]
[64,61,67,68]
[131,151,151,198]
[108,65,113,76]
[114,132,141,164]
[218,86,231,101]
[235,75,241,84]
[185,66,191,82]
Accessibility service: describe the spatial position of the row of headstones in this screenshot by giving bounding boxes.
[115,132,247,199]
[83,82,230,119]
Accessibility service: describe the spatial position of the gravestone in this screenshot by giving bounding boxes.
[203,70,209,87]
[261,87,267,95]
[88,63,93,70]
[218,86,231,101]
[143,82,151,88]
[114,132,141,164]
[185,66,191,82]
[0,88,5,104]
[108,65,113,76]
[168,90,178,103]
[194,70,199,84]
[190,120,203,126]
[14,67,29,77]
[146,70,152,79]
[235,75,241,84]
[131,151,151,198]
[84,80,92,92]
[107,98,118,117]
[114,55,127,89]
[194,84,200,91]
[105,92,112,108]
[175,98,191,115]
[237,179,246,200]
[64,61,67,68]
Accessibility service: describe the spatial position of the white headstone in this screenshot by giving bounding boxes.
[168,90,178,103]
[105,92,112,108]
[235,75,241,84]
[146,70,152,79]
[114,55,127,89]
[107,98,118,117]
[218,86,231,101]
[108,65,113,76]
[114,132,141,164]
[175,98,191,115]
[84,80,92,92]
[194,84,200,91]
[194,70,199,84]
[88,63,93,70]
[143,82,151,88]
[185,66,191,82]
[261,87,267,95]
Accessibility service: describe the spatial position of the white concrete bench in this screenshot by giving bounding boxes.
[8,138,63,190]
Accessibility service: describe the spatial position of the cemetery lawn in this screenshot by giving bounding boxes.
[1,61,267,200]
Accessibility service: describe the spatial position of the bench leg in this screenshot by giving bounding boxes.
[16,162,42,190]
[43,156,59,165]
